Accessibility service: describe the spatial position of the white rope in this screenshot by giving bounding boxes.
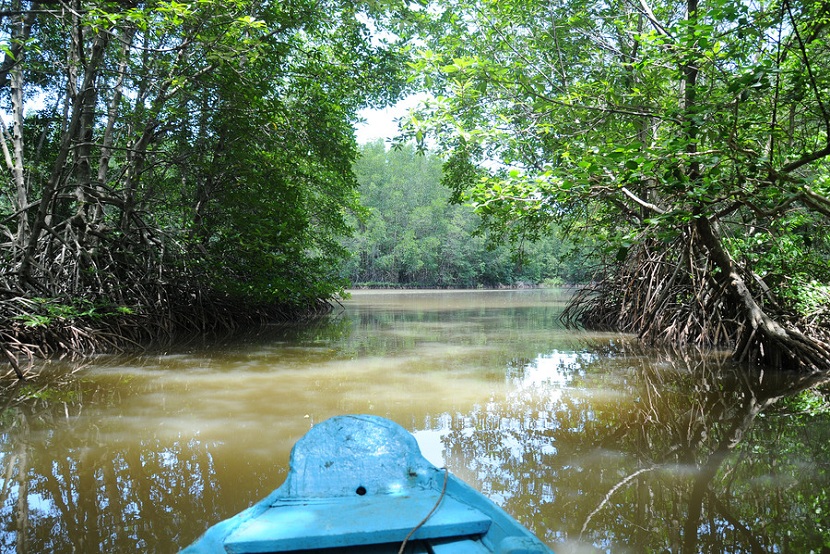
[398,467,449,554]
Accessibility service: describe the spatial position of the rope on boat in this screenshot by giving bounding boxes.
[397,467,449,554]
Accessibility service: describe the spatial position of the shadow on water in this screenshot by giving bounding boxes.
[0,290,829,552]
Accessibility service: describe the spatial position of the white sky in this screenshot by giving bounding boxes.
[354,94,427,144]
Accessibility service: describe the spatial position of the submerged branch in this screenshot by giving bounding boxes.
[580,466,658,539]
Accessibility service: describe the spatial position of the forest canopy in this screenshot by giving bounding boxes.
[400,0,830,370]
[3,0,830,374]
[0,0,409,366]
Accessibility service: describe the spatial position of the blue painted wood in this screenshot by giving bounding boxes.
[223,494,491,553]
[429,538,492,553]
[181,415,555,554]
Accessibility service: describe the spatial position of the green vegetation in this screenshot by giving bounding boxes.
[0,0,409,369]
[344,141,595,287]
[400,0,830,369]
[3,0,830,373]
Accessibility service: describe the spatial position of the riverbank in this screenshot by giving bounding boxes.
[0,294,334,381]
[348,277,572,290]
[2,283,584,380]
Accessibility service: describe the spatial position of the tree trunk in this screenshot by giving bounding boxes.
[18,23,109,287]
[694,215,830,369]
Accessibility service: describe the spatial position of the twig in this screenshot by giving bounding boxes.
[579,466,657,539]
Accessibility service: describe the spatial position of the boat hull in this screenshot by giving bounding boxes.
[182,414,554,553]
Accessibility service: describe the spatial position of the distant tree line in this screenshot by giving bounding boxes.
[343,141,596,288]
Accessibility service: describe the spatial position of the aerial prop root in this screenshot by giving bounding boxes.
[562,233,830,370]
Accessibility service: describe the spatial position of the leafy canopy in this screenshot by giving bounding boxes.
[0,0,412,316]
[401,0,830,320]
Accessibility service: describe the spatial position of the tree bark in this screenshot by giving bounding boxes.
[695,215,830,369]
[18,23,110,287]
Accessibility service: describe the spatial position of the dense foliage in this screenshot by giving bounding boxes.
[344,140,595,287]
[403,0,830,369]
[0,0,407,368]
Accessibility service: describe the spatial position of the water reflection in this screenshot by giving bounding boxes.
[436,345,830,553]
[0,290,828,552]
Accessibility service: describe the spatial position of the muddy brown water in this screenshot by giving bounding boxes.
[1,289,829,552]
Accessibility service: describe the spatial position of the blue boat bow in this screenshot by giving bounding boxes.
[182,414,554,553]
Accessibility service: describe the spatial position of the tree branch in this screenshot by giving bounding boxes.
[620,186,665,214]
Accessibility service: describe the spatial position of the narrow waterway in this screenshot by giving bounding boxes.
[1,289,829,552]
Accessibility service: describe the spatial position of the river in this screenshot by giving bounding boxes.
[1,289,829,552]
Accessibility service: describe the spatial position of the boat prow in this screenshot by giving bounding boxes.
[182,414,554,553]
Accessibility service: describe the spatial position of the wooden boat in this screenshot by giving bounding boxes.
[182,414,554,553]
